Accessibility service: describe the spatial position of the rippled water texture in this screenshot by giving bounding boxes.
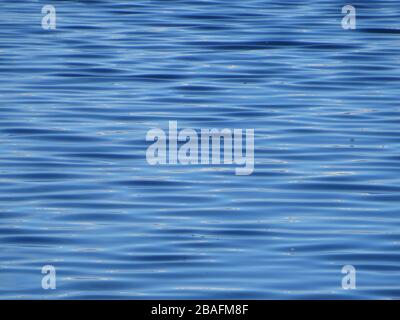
[1,0,400,299]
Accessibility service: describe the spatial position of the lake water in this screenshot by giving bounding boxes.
[1,0,400,299]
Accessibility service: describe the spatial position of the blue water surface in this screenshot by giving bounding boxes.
[1,0,400,299]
